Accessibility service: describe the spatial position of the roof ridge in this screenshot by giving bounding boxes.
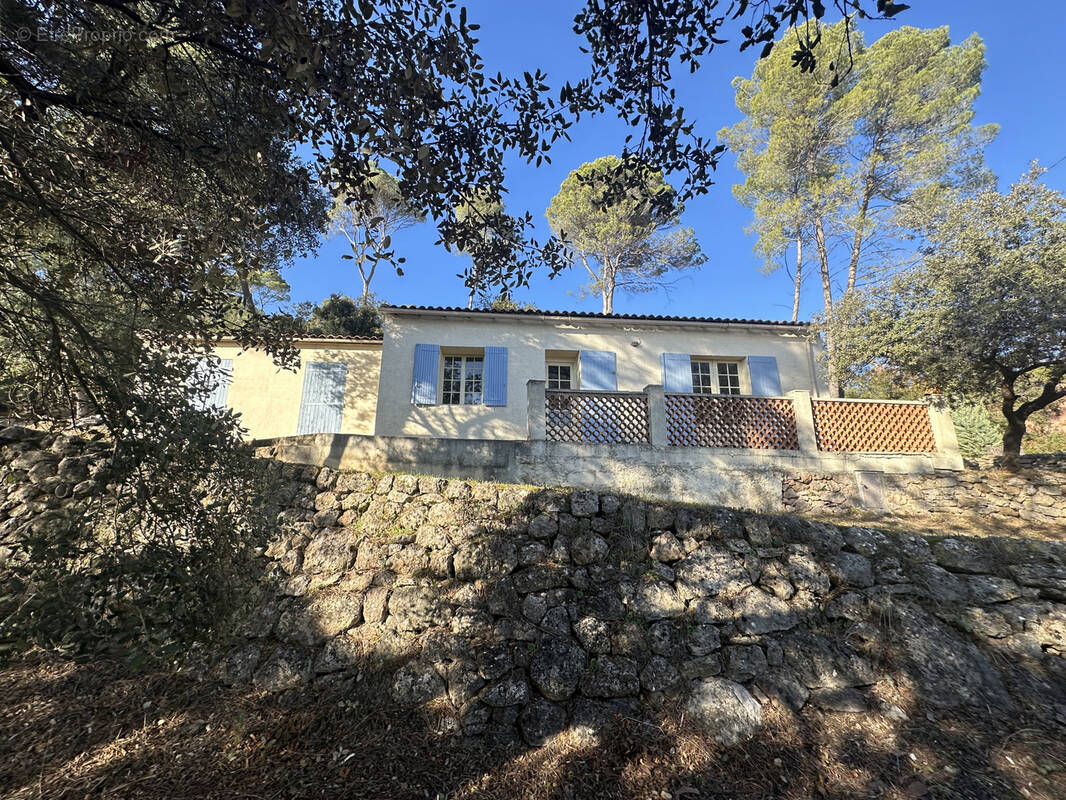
[380,304,807,328]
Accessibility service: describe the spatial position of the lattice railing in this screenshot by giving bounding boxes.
[665,394,799,450]
[812,399,936,453]
[545,391,650,444]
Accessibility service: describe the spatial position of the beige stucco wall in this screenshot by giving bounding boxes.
[214,340,381,440]
[374,311,826,440]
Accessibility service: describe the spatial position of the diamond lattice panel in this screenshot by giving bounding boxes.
[545,391,650,444]
[664,395,799,450]
[812,400,936,453]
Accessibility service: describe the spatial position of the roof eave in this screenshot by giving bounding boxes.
[216,336,383,347]
[380,305,808,332]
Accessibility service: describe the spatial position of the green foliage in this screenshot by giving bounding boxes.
[1021,401,1066,454]
[0,434,285,666]
[477,294,539,312]
[229,268,293,313]
[843,365,926,400]
[302,294,383,339]
[546,156,705,313]
[721,21,854,278]
[723,21,995,383]
[1023,431,1066,455]
[952,402,1000,460]
[832,166,1066,462]
[570,1,907,202]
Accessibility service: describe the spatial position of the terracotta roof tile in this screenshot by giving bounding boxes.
[381,304,807,328]
[294,334,383,342]
[217,334,382,345]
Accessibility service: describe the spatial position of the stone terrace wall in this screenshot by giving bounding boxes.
[211,465,1066,747]
[783,454,1066,526]
[0,426,112,566]
[2,425,1065,748]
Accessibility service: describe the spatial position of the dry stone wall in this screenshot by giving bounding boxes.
[218,465,1066,747]
[783,455,1066,526]
[2,424,1065,749]
[0,426,112,566]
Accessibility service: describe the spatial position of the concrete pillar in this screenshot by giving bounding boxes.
[926,394,963,466]
[644,384,668,447]
[526,380,546,441]
[788,390,819,455]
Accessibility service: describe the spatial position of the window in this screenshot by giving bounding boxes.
[193,358,233,411]
[691,360,714,394]
[547,362,573,390]
[442,355,484,405]
[717,362,741,395]
[691,359,742,395]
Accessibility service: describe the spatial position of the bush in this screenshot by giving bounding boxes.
[952,402,1000,459]
[0,425,285,668]
[1022,431,1066,454]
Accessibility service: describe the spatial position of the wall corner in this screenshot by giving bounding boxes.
[788,390,819,455]
[644,384,667,447]
[926,394,964,470]
[526,380,546,441]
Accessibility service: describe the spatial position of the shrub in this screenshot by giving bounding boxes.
[952,402,1000,459]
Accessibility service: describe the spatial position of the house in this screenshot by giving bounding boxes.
[209,305,825,442]
[212,304,961,512]
[373,305,826,440]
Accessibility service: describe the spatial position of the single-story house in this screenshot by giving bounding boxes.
[207,306,825,442]
[208,306,962,511]
[373,305,825,440]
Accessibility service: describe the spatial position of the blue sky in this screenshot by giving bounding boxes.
[285,2,1066,322]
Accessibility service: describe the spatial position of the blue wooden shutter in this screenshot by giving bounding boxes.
[660,353,693,393]
[207,358,233,408]
[484,346,508,406]
[579,350,617,391]
[297,362,347,434]
[194,358,232,410]
[411,344,439,404]
[748,356,782,396]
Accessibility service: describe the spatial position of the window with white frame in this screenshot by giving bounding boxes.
[442,354,484,405]
[691,359,714,394]
[716,361,741,394]
[691,359,742,395]
[546,362,574,390]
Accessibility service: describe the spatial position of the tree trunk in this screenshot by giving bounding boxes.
[1000,415,1026,470]
[998,368,1066,470]
[813,216,842,397]
[235,266,256,313]
[344,228,374,304]
[845,181,874,296]
[602,259,616,314]
[467,261,484,309]
[791,235,803,323]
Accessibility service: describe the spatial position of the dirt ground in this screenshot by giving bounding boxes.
[1,649,1063,800]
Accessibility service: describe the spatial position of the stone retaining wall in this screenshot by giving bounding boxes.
[2,425,1065,748]
[256,432,962,514]
[783,454,1066,526]
[216,468,1066,747]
